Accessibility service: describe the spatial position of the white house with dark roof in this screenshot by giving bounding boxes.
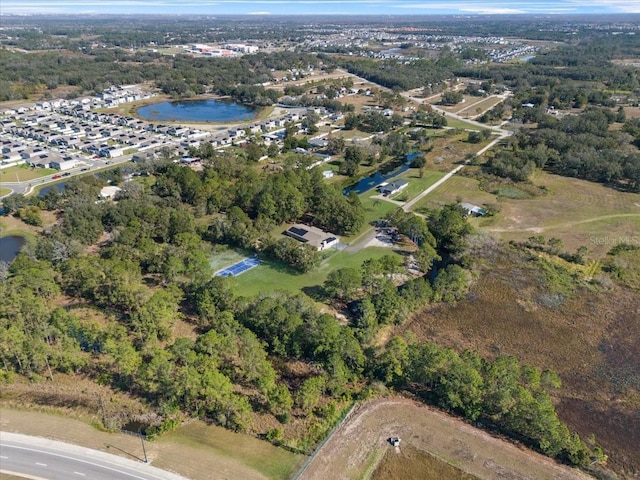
[378,179,409,196]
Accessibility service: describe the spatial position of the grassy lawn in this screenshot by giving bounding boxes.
[413,175,497,213]
[438,95,483,113]
[392,168,446,202]
[414,169,640,257]
[442,117,484,131]
[457,96,505,117]
[0,165,57,182]
[0,408,303,480]
[0,187,12,197]
[159,421,304,480]
[235,247,401,297]
[359,195,404,228]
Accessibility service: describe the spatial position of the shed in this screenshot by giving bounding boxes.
[460,202,486,217]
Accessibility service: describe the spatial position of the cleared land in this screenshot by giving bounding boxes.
[300,397,593,480]
[0,408,304,480]
[400,245,640,476]
[415,170,640,257]
[0,165,57,182]
[456,97,506,119]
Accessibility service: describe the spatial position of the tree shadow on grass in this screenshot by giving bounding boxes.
[301,285,326,302]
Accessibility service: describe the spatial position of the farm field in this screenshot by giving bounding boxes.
[0,407,304,480]
[415,170,640,257]
[400,245,640,476]
[300,397,593,480]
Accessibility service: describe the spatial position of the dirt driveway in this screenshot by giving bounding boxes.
[299,397,593,480]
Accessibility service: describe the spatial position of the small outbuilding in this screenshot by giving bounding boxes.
[460,202,486,217]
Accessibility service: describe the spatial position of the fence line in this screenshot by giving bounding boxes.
[291,401,360,480]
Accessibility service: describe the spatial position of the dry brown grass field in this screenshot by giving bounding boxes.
[371,445,478,480]
[300,397,593,480]
[399,245,640,477]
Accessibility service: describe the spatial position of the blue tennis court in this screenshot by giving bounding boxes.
[215,257,261,277]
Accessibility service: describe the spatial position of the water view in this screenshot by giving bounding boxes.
[137,98,257,122]
[344,152,420,195]
[0,235,26,263]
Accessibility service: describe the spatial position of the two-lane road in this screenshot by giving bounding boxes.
[0,432,188,480]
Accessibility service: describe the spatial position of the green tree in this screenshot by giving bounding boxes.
[324,268,362,300]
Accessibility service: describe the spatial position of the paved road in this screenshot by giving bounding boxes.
[402,130,511,213]
[0,432,188,480]
[0,155,135,198]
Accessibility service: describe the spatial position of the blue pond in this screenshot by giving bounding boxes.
[0,235,26,264]
[38,183,66,197]
[137,98,257,123]
[344,152,420,195]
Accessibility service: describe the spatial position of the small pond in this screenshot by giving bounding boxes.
[343,152,420,195]
[0,235,26,263]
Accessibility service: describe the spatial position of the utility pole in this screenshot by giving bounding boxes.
[140,434,148,463]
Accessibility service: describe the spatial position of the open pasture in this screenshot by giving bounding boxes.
[415,170,640,257]
[0,165,57,182]
[456,96,506,118]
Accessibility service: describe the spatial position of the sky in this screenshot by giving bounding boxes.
[2,0,640,16]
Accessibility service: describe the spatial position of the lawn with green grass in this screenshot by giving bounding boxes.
[234,246,402,297]
[442,117,485,131]
[0,165,57,181]
[392,169,446,201]
[0,187,12,197]
[358,195,403,230]
[412,169,640,257]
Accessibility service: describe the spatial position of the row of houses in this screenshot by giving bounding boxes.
[1,84,325,171]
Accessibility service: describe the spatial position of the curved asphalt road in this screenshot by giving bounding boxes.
[0,432,188,480]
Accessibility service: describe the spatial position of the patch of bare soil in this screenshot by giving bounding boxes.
[300,397,592,480]
[400,246,640,478]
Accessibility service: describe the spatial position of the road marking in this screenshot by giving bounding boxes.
[35,462,47,467]
[2,444,156,479]
[0,456,8,459]
[74,472,86,476]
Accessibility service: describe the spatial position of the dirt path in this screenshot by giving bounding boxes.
[299,397,593,480]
